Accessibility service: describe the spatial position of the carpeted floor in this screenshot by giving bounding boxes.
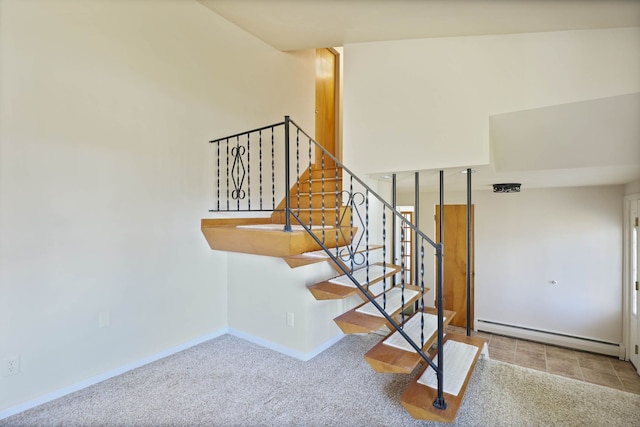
[2,334,639,426]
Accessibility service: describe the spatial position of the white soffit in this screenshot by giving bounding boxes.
[198,0,640,51]
[491,94,640,173]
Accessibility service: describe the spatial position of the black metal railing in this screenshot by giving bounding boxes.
[209,116,448,410]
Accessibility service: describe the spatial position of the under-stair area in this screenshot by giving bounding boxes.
[201,116,486,423]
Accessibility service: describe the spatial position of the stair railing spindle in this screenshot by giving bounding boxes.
[216,140,220,211]
[420,238,425,347]
[235,136,240,210]
[335,162,340,259]
[226,139,230,211]
[321,152,326,244]
[271,128,275,210]
[400,225,406,325]
[259,130,263,210]
[295,128,300,213]
[308,137,313,229]
[247,135,251,210]
[365,189,369,291]
[382,205,387,310]
[349,175,354,273]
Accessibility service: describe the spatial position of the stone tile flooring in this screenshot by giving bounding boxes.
[446,325,640,395]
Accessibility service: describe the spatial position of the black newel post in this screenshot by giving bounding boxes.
[434,169,447,410]
[283,116,292,232]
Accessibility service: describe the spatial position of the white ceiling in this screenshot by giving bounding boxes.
[199,0,640,51]
[199,0,640,191]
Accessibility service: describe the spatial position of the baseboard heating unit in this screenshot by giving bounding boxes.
[475,319,624,359]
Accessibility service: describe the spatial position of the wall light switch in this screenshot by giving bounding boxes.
[99,311,111,328]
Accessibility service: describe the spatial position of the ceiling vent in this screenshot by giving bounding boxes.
[493,183,521,193]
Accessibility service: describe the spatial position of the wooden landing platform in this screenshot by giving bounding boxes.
[201,218,353,257]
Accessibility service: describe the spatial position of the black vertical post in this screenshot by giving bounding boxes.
[283,116,292,232]
[466,168,472,336]
[414,171,420,286]
[391,174,397,285]
[433,170,447,410]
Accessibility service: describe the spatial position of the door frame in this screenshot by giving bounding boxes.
[623,193,640,371]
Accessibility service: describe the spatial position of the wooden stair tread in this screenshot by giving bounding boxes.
[400,333,485,424]
[283,245,383,269]
[309,166,342,179]
[271,207,351,226]
[201,218,353,257]
[334,285,424,334]
[364,308,456,373]
[307,260,397,299]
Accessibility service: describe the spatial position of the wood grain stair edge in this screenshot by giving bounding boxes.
[364,308,456,374]
[400,333,486,423]
[333,285,424,334]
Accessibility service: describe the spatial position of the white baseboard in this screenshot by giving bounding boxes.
[475,319,623,358]
[227,328,344,361]
[0,328,228,421]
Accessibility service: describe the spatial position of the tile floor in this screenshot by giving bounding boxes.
[446,325,640,395]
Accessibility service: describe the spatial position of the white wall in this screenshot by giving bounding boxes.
[625,180,640,195]
[0,0,314,413]
[343,28,640,175]
[227,254,344,357]
[399,185,624,344]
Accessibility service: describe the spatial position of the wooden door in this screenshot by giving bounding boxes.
[315,48,337,164]
[435,205,474,328]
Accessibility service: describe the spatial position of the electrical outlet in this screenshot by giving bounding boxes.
[4,356,20,376]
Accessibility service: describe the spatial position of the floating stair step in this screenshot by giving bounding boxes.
[283,245,383,269]
[309,166,341,179]
[333,285,423,334]
[201,219,352,257]
[296,177,341,194]
[307,261,398,299]
[364,308,456,373]
[289,192,341,209]
[400,333,486,424]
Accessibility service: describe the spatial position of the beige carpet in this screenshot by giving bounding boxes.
[2,334,639,426]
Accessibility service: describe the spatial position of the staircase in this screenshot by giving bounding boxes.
[201,116,485,423]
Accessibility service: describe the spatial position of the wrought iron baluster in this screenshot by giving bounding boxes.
[382,205,387,310]
[216,141,220,211]
[247,135,251,210]
[349,175,354,274]
[259,130,263,210]
[335,162,339,259]
[365,189,369,291]
[308,138,313,229]
[400,223,406,324]
[271,127,275,210]
[321,152,326,244]
[296,128,300,213]
[226,139,229,210]
[420,238,425,347]
[230,136,246,206]
[236,136,240,210]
